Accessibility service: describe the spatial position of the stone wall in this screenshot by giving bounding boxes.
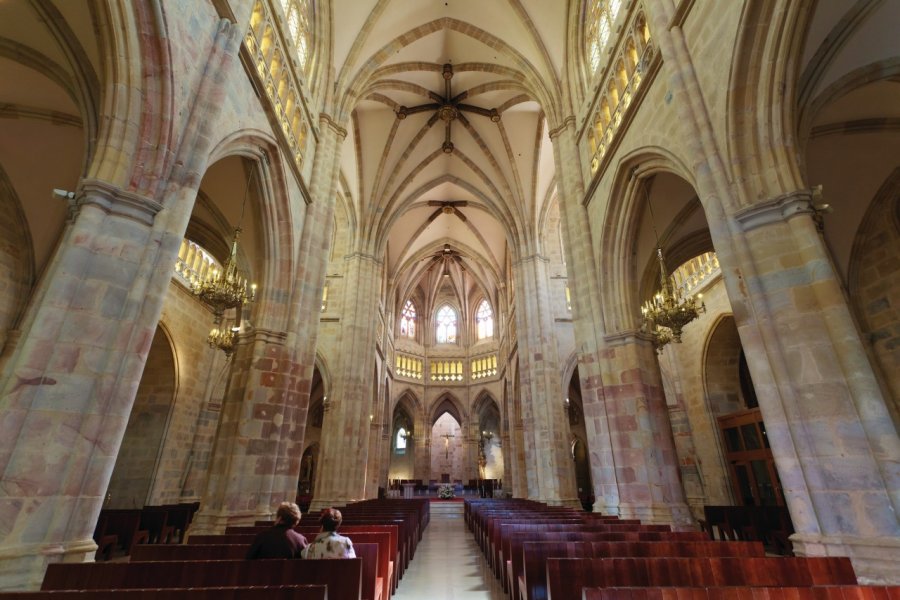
[106,327,176,508]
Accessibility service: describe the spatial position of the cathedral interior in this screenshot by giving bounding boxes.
[0,0,898,590]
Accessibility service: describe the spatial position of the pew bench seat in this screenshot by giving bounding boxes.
[42,559,362,600]
[582,587,900,600]
[0,585,328,600]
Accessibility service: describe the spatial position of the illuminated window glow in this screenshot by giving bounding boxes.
[400,300,417,338]
[476,299,494,340]
[435,305,458,344]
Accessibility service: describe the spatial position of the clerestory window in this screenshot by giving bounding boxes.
[476,299,493,340]
[435,305,458,344]
[400,300,417,338]
[585,0,623,74]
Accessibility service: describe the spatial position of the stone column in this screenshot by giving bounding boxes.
[549,119,622,515]
[507,370,529,498]
[0,184,167,590]
[596,333,693,525]
[190,329,307,532]
[0,17,240,587]
[365,410,383,498]
[310,253,382,509]
[734,192,900,582]
[512,254,579,506]
[417,433,431,484]
[192,115,346,531]
[645,0,900,579]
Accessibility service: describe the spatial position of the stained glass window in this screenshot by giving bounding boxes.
[435,305,458,344]
[476,299,493,340]
[395,427,407,453]
[400,300,417,338]
[281,0,312,73]
[585,0,623,74]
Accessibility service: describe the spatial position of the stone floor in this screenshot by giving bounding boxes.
[393,508,506,599]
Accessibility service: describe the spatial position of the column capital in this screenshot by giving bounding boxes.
[734,188,822,232]
[603,328,655,347]
[319,113,348,139]
[343,251,382,265]
[547,116,577,140]
[512,253,550,267]
[245,328,289,345]
[77,178,163,226]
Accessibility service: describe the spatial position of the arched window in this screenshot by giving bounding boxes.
[435,305,458,344]
[395,427,407,454]
[400,300,417,338]
[280,0,313,74]
[476,299,493,340]
[585,0,623,74]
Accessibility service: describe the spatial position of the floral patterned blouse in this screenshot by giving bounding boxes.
[301,530,356,559]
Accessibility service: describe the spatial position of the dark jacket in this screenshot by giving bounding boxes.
[245,523,308,559]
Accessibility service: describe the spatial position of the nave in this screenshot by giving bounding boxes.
[393,503,504,600]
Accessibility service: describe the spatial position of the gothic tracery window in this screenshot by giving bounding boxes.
[435,305,458,344]
[476,299,494,340]
[400,300,417,338]
[280,0,312,74]
[395,427,407,454]
[585,0,623,74]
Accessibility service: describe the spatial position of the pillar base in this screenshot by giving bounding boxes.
[541,495,582,509]
[617,501,696,529]
[791,532,900,584]
[0,539,96,591]
[309,497,364,514]
[188,509,263,536]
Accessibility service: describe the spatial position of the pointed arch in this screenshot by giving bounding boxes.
[596,148,695,335]
[430,393,465,427]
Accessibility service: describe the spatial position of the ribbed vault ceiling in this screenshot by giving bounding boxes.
[332,0,568,308]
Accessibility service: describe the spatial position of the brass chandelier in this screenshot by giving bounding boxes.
[640,185,704,350]
[193,168,258,356]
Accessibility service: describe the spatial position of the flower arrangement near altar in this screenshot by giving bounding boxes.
[438,483,455,499]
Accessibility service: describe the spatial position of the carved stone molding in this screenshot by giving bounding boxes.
[734,189,817,232]
[77,179,163,226]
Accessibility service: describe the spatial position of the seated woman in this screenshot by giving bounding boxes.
[245,501,308,559]
[301,507,356,558]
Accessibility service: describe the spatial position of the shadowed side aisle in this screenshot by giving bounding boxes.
[392,502,506,599]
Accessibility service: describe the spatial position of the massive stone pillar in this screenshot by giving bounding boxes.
[192,115,346,532]
[0,184,166,589]
[549,120,622,516]
[645,0,900,580]
[189,328,306,532]
[512,254,579,506]
[310,253,382,509]
[733,192,900,582]
[365,400,384,498]
[596,334,693,525]
[0,18,240,589]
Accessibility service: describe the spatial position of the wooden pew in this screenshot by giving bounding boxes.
[0,585,328,599]
[582,587,900,600]
[175,530,391,599]
[504,529,711,590]
[493,522,674,581]
[229,521,408,578]
[96,509,150,556]
[140,507,175,544]
[131,543,248,560]
[41,559,363,600]
[130,542,379,600]
[545,557,857,600]
[516,540,765,600]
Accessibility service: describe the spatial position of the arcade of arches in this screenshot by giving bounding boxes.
[0,0,899,590]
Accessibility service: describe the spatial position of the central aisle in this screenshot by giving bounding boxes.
[392,504,506,599]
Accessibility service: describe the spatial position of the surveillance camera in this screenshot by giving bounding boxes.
[52,188,75,200]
